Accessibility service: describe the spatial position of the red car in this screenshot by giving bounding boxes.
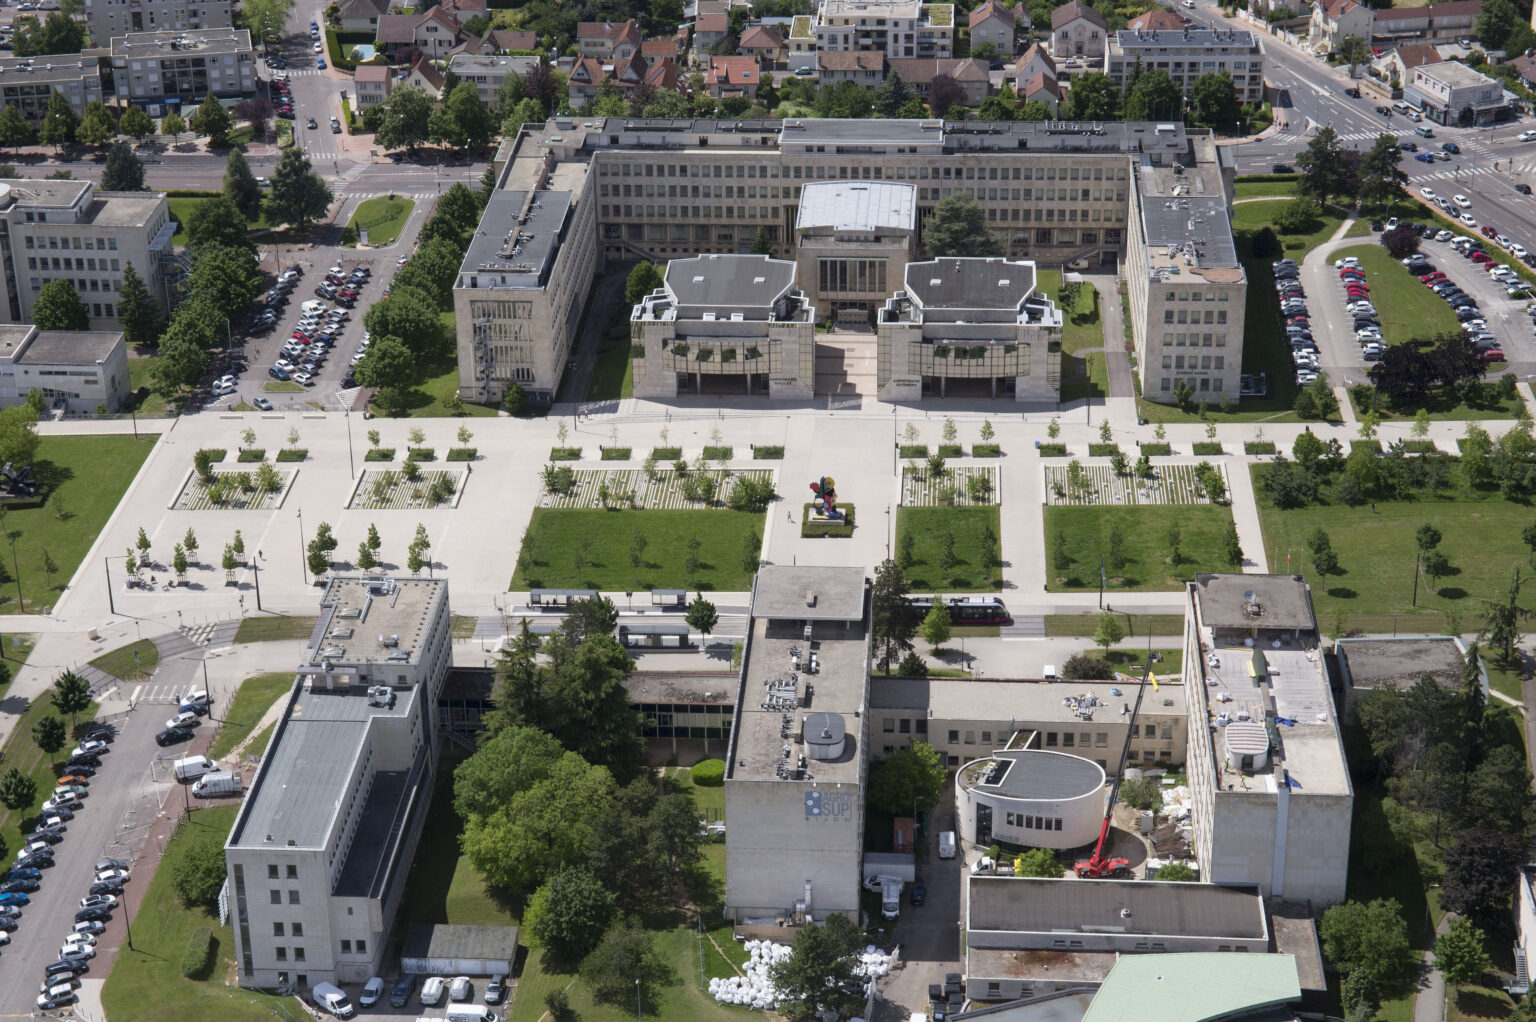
[1471,252,1493,264]
[1420,272,1447,281]
[1479,348,1506,362]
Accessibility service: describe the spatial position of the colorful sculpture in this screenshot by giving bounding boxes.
[809,476,843,521]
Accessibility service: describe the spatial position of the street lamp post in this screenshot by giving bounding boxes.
[104,556,115,615]
[297,508,308,585]
[636,978,642,1022]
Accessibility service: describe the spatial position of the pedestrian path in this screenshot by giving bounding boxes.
[127,681,189,705]
[1001,616,1045,639]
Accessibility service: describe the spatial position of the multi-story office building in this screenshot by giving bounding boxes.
[1123,129,1246,401]
[468,116,1237,405]
[1105,28,1265,106]
[0,178,174,332]
[108,28,255,110]
[0,55,104,122]
[227,576,451,990]
[793,179,917,320]
[83,0,232,47]
[0,323,129,411]
[815,0,954,59]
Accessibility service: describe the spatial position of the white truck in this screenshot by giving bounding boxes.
[172,756,214,782]
[880,879,903,920]
[191,771,242,798]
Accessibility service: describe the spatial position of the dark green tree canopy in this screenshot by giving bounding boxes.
[101,141,146,191]
[264,147,333,228]
[32,279,89,331]
[924,192,1003,258]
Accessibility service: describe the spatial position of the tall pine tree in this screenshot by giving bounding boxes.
[116,262,162,348]
[101,141,145,191]
[222,148,263,219]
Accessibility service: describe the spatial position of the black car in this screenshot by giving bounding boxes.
[16,853,54,870]
[81,725,114,743]
[89,881,124,896]
[390,974,416,1008]
[1345,86,1361,98]
[1271,163,1293,173]
[66,754,100,769]
[277,109,295,119]
[0,878,38,893]
[910,884,927,906]
[1376,105,1391,115]
[45,959,85,977]
[155,727,195,747]
[0,917,16,932]
[1399,140,1418,151]
[56,763,93,777]
[24,828,62,844]
[74,907,111,924]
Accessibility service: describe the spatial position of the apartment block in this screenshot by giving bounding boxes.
[83,0,232,46]
[445,53,540,109]
[227,577,452,990]
[0,178,174,332]
[815,0,954,60]
[0,55,103,122]
[1105,28,1265,106]
[0,323,129,412]
[108,27,256,109]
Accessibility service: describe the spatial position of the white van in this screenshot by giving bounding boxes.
[939,831,956,859]
[172,756,214,782]
[445,1006,498,1022]
[311,982,355,1020]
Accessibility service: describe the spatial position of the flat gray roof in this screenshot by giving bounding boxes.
[310,576,446,668]
[87,191,165,228]
[11,329,122,365]
[622,671,736,704]
[872,676,1188,724]
[795,181,916,233]
[401,923,520,963]
[332,766,413,897]
[665,254,796,312]
[1417,60,1493,88]
[965,749,1105,800]
[1141,193,1240,269]
[0,54,98,83]
[109,27,253,54]
[968,876,1268,939]
[753,565,866,621]
[0,178,89,209]
[905,258,1038,311]
[1193,574,1316,632]
[1336,637,1464,692]
[1114,28,1256,47]
[458,189,571,291]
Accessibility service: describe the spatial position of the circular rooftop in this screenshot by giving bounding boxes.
[963,749,1105,802]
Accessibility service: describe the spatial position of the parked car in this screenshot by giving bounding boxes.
[421,977,446,1006]
[155,728,195,747]
[390,974,417,1008]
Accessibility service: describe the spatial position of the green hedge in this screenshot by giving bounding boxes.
[550,447,582,461]
[1141,443,1173,456]
[406,447,436,461]
[364,448,395,461]
[197,448,227,463]
[937,444,962,457]
[691,759,725,786]
[652,447,682,460]
[165,189,221,198]
[181,927,215,979]
[1244,442,1276,455]
[1192,442,1223,455]
[1088,444,1119,458]
[446,448,477,461]
[237,449,266,462]
[972,444,1001,457]
[276,449,306,462]
[601,447,631,461]
[1037,444,1068,457]
[702,446,733,460]
[753,445,784,459]
[802,502,855,538]
[899,445,928,458]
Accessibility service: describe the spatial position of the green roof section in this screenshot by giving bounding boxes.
[1082,954,1300,1022]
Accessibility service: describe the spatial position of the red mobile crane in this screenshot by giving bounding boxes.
[1073,663,1154,879]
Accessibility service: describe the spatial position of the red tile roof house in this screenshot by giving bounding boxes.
[705,54,759,98]
[577,19,642,60]
[693,11,730,56]
[375,6,470,60]
[1050,0,1108,59]
[568,53,682,105]
[968,1,1019,56]
[1127,8,1185,32]
[352,63,394,108]
[487,28,538,53]
[739,25,784,66]
[438,0,487,27]
[817,50,885,88]
[888,57,991,104]
[1018,70,1061,113]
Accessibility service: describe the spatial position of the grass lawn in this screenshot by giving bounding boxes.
[1102,646,1184,679]
[1485,661,1523,701]
[89,638,159,681]
[399,762,521,928]
[1251,465,1536,621]
[0,434,156,614]
[586,301,634,402]
[126,356,169,415]
[1,631,35,668]
[208,672,294,759]
[234,615,318,642]
[515,508,765,591]
[345,195,414,247]
[168,195,270,246]
[1234,179,1298,200]
[0,694,98,869]
[666,765,725,824]
[1059,284,1107,403]
[101,806,294,1022]
[1044,505,1239,591]
[262,380,305,393]
[248,720,276,758]
[1332,243,1460,346]
[1045,613,1185,637]
[1232,198,1346,263]
[896,506,1002,591]
[1349,384,1523,423]
[1448,985,1515,1022]
[396,345,499,418]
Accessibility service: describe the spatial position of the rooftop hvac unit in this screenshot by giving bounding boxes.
[319,645,346,659]
[803,712,846,761]
[379,633,399,647]
[366,685,395,708]
[336,606,362,619]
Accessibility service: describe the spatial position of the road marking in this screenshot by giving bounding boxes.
[129,685,141,705]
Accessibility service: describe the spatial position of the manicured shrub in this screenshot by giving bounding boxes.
[181,927,215,979]
[691,759,726,786]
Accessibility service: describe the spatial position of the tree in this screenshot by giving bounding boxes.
[223,148,263,219]
[1118,775,1161,813]
[244,0,298,50]
[1224,520,1243,567]
[751,225,774,255]
[31,714,65,759]
[524,867,616,967]
[1359,134,1408,210]
[1296,125,1353,206]
[76,101,116,147]
[171,834,229,908]
[1475,0,1519,48]
[364,286,439,359]
[0,766,36,810]
[581,919,673,1010]
[189,94,232,147]
[234,96,273,142]
[874,69,912,117]
[1434,918,1492,987]
[1094,612,1124,656]
[925,73,967,118]
[1124,69,1182,121]
[1067,71,1120,120]
[625,261,662,306]
[52,669,90,726]
[1466,744,1535,838]
[116,262,162,348]
[184,194,250,252]
[866,741,946,816]
[1482,569,1530,664]
[1014,847,1065,878]
[924,192,1002,257]
[376,85,434,150]
[1273,195,1322,234]
[33,279,88,330]
[101,142,148,195]
[0,106,34,152]
[871,558,917,674]
[353,337,415,408]
[1319,899,1414,990]
[189,244,262,318]
[264,147,332,228]
[1381,224,1420,257]
[119,104,155,142]
[148,336,210,397]
[1167,520,1182,565]
[13,12,84,56]
[37,91,76,150]
[1441,827,1524,929]
[1190,71,1241,131]
[161,111,186,143]
[1337,34,1371,75]
[920,598,951,651]
[0,404,38,471]
[685,595,718,643]
[770,913,867,1022]
[393,237,463,307]
[1061,652,1114,680]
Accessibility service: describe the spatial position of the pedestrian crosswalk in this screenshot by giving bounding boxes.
[130,683,186,705]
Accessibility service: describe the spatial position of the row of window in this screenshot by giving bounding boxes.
[28,256,122,273]
[273,945,305,962]
[1005,813,1062,830]
[601,183,1124,206]
[599,203,1117,225]
[1164,355,1225,370]
[600,161,1130,183]
[1163,333,1228,347]
[1163,308,1229,325]
[269,888,300,905]
[23,234,118,249]
[1159,375,1224,391]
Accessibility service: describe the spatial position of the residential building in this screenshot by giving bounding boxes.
[794,179,917,321]
[338,0,390,33]
[402,56,443,97]
[739,25,785,65]
[351,64,392,108]
[227,577,452,991]
[642,35,685,63]
[788,14,817,66]
[629,254,815,399]
[815,0,955,60]
[1511,53,1536,90]
[108,28,255,109]
[724,566,870,924]
[446,53,541,108]
[0,55,104,122]
[1051,0,1107,59]
[1309,0,1373,51]
[1373,41,1441,87]
[1126,7,1185,31]
[1371,0,1483,43]
[886,56,990,104]
[1123,129,1247,401]
[439,0,486,26]
[1408,59,1508,125]
[375,6,466,60]
[1181,574,1353,906]
[876,257,1062,400]
[1018,71,1060,113]
[486,28,537,52]
[705,54,759,98]
[83,0,232,48]
[694,11,730,54]
[568,54,680,107]
[1011,41,1054,83]
[1105,29,1265,107]
[817,50,884,88]
[0,323,128,412]
[0,177,175,332]
[577,19,641,60]
[968,0,1018,55]
[1516,866,1536,996]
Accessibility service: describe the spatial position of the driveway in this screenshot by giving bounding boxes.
[877,787,962,1019]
